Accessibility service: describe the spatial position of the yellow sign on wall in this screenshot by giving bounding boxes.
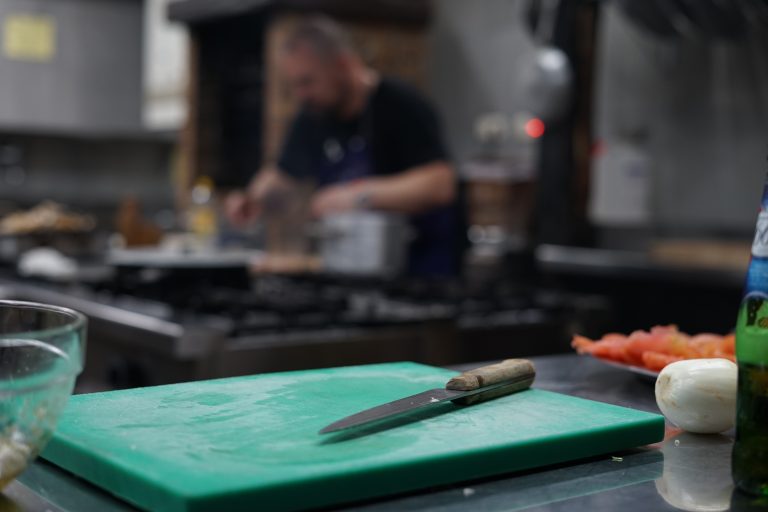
[2,14,56,62]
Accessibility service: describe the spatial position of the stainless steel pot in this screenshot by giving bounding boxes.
[316,212,412,277]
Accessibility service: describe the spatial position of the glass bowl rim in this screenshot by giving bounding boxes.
[0,299,86,339]
[0,300,85,394]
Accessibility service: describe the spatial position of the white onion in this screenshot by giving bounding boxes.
[655,358,737,434]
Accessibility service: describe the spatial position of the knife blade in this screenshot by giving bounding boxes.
[319,359,535,434]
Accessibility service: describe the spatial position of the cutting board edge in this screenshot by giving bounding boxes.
[42,435,189,512]
[188,414,667,512]
[43,412,664,512]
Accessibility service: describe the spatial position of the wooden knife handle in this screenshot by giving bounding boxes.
[446,359,535,406]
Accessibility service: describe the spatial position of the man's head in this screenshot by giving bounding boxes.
[280,16,361,116]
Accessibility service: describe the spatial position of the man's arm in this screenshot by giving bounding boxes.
[366,161,456,212]
[310,161,456,217]
[224,166,296,227]
[311,80,457,217]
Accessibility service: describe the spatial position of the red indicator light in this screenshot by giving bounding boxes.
[525,118,545,138]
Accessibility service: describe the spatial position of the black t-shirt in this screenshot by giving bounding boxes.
[277,78,462,276]
[278,78,449,180]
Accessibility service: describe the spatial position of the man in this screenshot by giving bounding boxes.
[225,16,462,276]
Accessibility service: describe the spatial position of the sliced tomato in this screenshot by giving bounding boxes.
[721,334,736,354]
[573,326,734,370]
[571,334,632,363]
[625,330,670,365]
[641,351,684,372]
[650,325,679,337]
[593,339,632,363]
[571,335,597,354]
[688,334,723,358]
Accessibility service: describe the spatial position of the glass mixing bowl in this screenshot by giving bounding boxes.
[0,300,86,489]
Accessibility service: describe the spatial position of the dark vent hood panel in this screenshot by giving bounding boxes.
[168,0,430,26]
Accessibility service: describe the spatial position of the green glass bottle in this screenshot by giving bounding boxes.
[734,168,768,496]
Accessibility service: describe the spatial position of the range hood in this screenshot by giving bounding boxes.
[617,0,768,40]
[168,0,429,26]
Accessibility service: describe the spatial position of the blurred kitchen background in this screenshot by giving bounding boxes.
[1,0,767,391]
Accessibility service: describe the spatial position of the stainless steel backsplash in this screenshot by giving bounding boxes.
[0,134,174,226]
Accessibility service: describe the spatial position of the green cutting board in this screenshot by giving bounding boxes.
[41,362,664,512]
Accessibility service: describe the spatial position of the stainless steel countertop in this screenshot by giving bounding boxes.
[5,354,762,512]
[536,244,746,288]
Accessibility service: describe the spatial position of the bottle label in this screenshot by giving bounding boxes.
[753,210,768,258]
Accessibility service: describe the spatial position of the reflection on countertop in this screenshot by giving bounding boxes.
[657,432,734,512]
[536,242,749,287]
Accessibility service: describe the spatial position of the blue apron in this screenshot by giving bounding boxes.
[317,135,459,277]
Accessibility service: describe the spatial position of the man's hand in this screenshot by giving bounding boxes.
[310,182,364,217]
[224,190,258,228]
[311,162,456,218]
[223,167,294,227]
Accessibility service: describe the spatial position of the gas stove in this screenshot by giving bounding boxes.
[94,267,549,332]
[0,270,576,391]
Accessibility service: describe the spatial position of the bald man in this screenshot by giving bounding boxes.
[225,17,462,276]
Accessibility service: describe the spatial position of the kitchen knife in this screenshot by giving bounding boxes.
[319,359,535,434]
